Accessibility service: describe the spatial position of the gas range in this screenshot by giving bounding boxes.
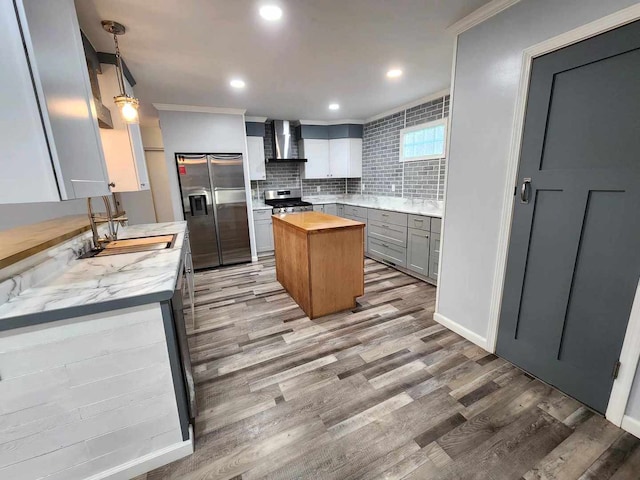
[263,189,313,214]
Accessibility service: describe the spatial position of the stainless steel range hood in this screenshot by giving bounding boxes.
[268,120,307,162]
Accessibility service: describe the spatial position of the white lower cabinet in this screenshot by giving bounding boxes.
[253,209,274,254]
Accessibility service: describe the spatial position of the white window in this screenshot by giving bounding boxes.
[399,118,447,162]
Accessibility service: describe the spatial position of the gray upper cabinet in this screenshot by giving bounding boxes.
[407,228,429,276]
[0,0,110,204]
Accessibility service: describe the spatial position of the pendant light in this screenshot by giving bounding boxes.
[101,20,139,124]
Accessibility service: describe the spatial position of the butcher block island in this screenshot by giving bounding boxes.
[273,212,365,319]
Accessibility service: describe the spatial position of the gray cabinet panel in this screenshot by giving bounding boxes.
[254,209,274,253]
[408,214,431,232]
[429,233,440,282]
[313,205,325,212]
[369,238,406,267]
[343,205,368,219]
[368,220,407,247]
[407,228,429,276]
[324,204,338,215]
[430,217,442,234]
[368,208,408,227]
[337,204,344,217]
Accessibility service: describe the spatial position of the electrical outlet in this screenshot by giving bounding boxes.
[316,185,321,192]
[391,184,396,192]
[362,184,366,190]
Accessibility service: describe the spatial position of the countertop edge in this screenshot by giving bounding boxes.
[272,214,365,234]
[0,221,92,270]
[0,289,175,332]
[302,198,444,217]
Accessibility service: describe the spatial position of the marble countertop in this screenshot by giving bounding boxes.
[302,194,444,217]
[0,221,188,328]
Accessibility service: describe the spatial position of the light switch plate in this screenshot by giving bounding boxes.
[316,186,321,192]
[391,184,396,192]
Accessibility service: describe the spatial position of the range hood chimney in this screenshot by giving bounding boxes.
[268,120,307,162]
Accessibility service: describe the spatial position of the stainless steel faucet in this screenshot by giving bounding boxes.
[87,195,128,250]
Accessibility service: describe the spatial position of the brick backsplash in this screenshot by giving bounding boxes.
[250,121,346,200]
[250,98,449,202]
[362,95,449,200]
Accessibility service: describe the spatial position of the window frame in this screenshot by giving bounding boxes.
[399,118,448,162]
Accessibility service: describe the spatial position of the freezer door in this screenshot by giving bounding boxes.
[209,154,252,265]
[177,154,221,269]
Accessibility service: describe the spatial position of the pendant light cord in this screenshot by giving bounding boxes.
[113,33,127,95]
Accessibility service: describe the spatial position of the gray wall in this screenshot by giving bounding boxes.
[360,96,449,200]
[435,0,639,416]
[0,200,87,230]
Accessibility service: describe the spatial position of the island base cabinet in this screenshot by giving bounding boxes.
[273,215,364,319]
[0,304,191,479]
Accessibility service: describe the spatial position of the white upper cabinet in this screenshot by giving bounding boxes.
[299,139,330,179]
[1,0,111,203]
[247,136,266,181]
[330,138,362,178]
[0,0,60,203]
[98,64,149,191]
[301,137,362,179]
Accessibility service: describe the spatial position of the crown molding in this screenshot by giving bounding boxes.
[447,0,521,35]
[365,88,450,123]
[298,119,365,126]
[245,116,268,123]
[153,104,246,115]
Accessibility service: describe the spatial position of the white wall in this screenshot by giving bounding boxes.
[437,0,640,416]
[0,200,87,230]
[157,110,256,259]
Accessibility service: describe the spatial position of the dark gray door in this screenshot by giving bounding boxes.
[496,20,640,414]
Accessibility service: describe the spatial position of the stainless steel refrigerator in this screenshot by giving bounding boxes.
[176,153,251,269]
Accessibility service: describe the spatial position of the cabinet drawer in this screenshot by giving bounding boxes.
[368,219,407,247]
[369,238,406,267]
[253,209,272,220]
[368,209,407,227]
[430,217,442,234]
[343,205,368,219]
[408,214,430,232]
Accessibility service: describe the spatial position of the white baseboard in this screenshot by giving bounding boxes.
[622,415,640,439]
[433,312,489,351]
[88,427,194,480]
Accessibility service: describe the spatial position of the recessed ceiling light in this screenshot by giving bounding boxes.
[328,103,340,110]
[386,69,403,78]
[230,79,246,89]
[259,5,283,21]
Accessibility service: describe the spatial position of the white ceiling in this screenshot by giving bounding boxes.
[76,0,489,123]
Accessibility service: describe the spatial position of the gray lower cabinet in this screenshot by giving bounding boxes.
[407,228,430,276]
[313,205,325,212]
[368,238,407,267]
[324,203,338,215]
[337,204,344,217]
[254,210,274,254]
[429,233,440,281]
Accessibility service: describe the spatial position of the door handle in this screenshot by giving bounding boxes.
[520,178,531,204]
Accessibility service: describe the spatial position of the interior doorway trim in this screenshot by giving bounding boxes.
[486,3,640,427]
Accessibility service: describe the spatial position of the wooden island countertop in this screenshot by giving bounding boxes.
[272,212,365,319]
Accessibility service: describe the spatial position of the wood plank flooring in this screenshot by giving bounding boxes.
[140,258,640,480]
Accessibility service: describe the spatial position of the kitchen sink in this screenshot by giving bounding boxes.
[80,234,177,258]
